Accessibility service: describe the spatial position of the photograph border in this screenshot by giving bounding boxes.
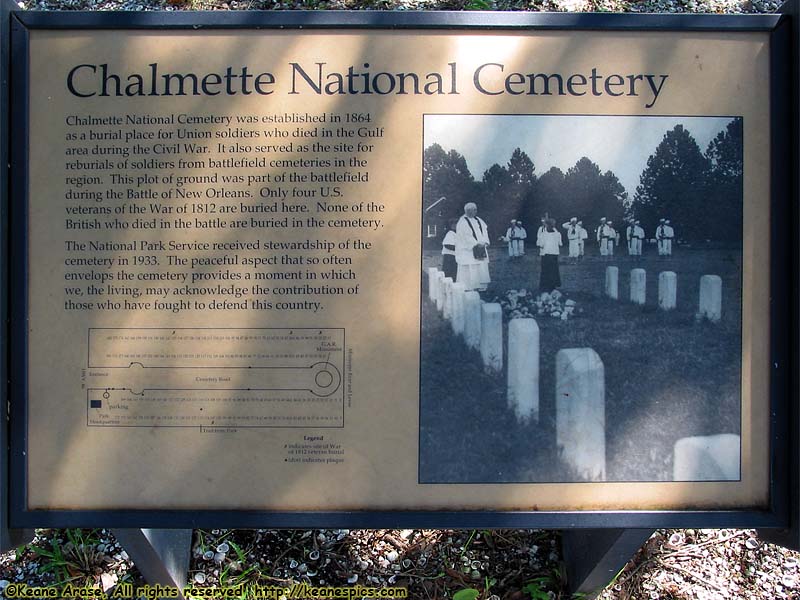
[418,112,746,485]
[5,8,794,530]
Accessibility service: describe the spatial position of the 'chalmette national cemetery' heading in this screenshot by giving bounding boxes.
[66,62,669,108]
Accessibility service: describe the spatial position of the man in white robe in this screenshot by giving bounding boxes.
[627,220,645,256]
[577,221,588,259]
[609,221,620,255]
[562,217,581,262]
[663,219,675,256]
[502,220,524,259]
[656,218,673,257]
[516,221,527,255]
[596,217,608,257]
[536,218,547,256]
[455,203,491,291]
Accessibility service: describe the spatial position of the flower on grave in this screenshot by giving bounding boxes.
[497,288,580,322]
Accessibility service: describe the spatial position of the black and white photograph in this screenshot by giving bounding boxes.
[419,114,743,484]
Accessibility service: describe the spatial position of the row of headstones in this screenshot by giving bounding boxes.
[426,268,603,478]
[605,267,723,322]
[426,268,501,371]
[426,267,739,482]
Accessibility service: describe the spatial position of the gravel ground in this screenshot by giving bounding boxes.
[4,0,795,598]
[1,527,800,598]
[16,0,785,18]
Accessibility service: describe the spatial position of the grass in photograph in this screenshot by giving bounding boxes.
[420,245,742,482]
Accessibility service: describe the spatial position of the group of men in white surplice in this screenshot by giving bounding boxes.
[593,217,675,257]
[593,217,620,259]
[451,202,678,292]
[654,219,676,256]
[626,220,646,256]
[501,220,527,259]
[565,216,675,258]
[561,218,589,261]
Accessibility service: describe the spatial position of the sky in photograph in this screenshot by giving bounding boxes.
[423,115,737,199]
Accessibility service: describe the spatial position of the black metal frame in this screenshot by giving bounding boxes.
[5,8,795,530]
[0,0,33,553]
[758,0,800,551]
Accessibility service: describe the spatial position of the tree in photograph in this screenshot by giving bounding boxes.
[507,147,536,189]
[482,163,512,195]
[632,125,711,242]
[506,148,537,228]
[481,163,514,237]
[527,166,565,225]
[422,144,477,243]
[704,118,743,243]
[560,157,627,227]
[423,143,476,207]
[598,170,628,224]
[481,148,537,236]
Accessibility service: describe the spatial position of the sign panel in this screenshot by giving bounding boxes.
[9,14,791,525]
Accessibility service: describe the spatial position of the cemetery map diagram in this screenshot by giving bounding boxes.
[84,328,345,430]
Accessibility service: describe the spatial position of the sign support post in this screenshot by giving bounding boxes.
[110,529,192,599]
[562,529,655,598]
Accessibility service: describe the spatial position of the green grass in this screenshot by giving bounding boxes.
[29,529,107,587]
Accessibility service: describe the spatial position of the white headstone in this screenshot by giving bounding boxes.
[605,266,619,300]
[507,318,540,424]
[480,303,503,374]
[463,292,482,350]
[658,271,677,311]
[427,267,439,302]
[673,434,740,481]
[451,282,466,335]
[630,269,646,305]
[434,271,446,311]
[556,348,606,481]
[442,277,454,320]
[699,275,722,322]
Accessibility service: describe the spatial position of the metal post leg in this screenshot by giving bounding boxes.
[112,529,193,600]
[562,529,654,599]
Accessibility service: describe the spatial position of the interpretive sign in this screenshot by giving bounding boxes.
[6,10,793,527]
